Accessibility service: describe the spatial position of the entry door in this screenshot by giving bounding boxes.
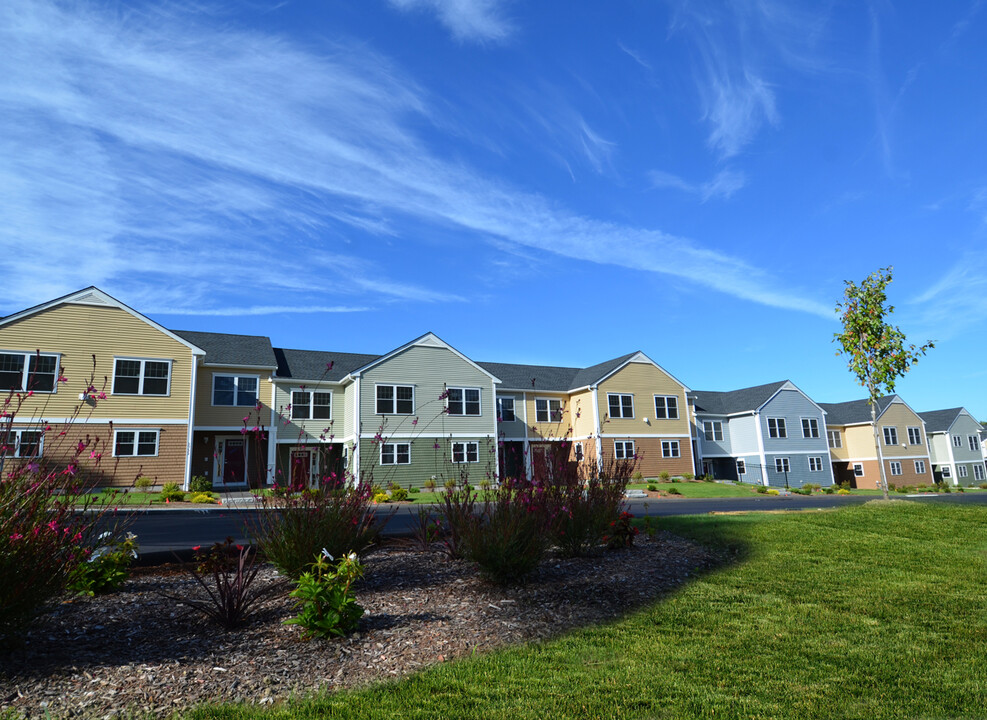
[290,449,314,489]
[220,438,247,486]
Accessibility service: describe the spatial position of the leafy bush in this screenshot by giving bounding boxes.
[68,531,138,596]
[409,486,420,494]
[647,484,657,492]
[792,487,811,496]
[408,507,442,551]
[980,483,987,490]
[373,491,390,504]
[389,487,409,502]
[160,482,186,502]
[756,486,768,494]
[682,473,695,481]
[253,480,382,579]
[468,478,548,585]
[189,475,212,493]
[439,476,480,560]
[190,491,217,504]
[767,489,780,496]
[666,486,682,495]
[166,538,285,630]
[134,476,154,490]
[837,488,851,495]
[823,487,835,494]
[284,551,364,639]
[658,471,671,483]
[423,476,437,491]
[604,511,639,549]
[631,471,644,481]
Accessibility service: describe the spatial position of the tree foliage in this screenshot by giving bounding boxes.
[834,267,933,499]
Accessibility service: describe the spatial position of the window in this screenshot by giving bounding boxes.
[889,461,902,476]
[376,384,414,414]
[447,387,481,416]
[775,457,790,473]
[0,352,58,393]
[952,435,963,448]
[809,456,823,472]
[290,390,331,420]
[535,398,562,423]
[914,460,926,474]
[827,430,842,448]
[853,463,864,477]
[113,358,170,396]
[736,459,746,476]
[614,440,635,459]
[608,393,634,419]
[574,442,584,462]
[975,465,985,482]
[380,442,410,465]
[958,465,968,478]
[801,418,820,438]
[703,421,723,442]
[883,426,898,445]
[907,427,922,445]
[654,395,679,419]
[212,375,258,407]
[767,418,787,438]
[942,466,952,478]
[2,429,43,458]
[451,441,479,463]
[969,435,981,452]
[114,430,159,457]
[497,397,516,422]
[661,440,680,458]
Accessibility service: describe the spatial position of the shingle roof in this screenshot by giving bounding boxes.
[477,352,643,392]
[274,348,379,382]
[917,408,964,433]
[171,329,277,368]
[817,396,897,425]
[692,381,789,415]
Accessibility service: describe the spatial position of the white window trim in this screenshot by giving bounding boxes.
[809,456,823,472]
[853,463,864,477]
[451,440,480,463]
[775,457,791,473]
[3,428,45,458]
[653,395,679,420]
[380,441,411,465]
[375,384,416,415]
[914,460,926,474]
[907,426,922,445]
[607,393,635,419]
[703,420,723,442]
[974,464,985,481]
[113,429,160,458]
[614,439,635,459]
[211,373,261,407]
[574,441,584,461]
[112,357,173,397]
[942,465,952,478]
[958,465,969,478]
[969,435,981,452]
[736,459,746,475]
[889,461,903,476]
[828,430,842,448]
[952,435,963,448]
[0,350,61,394]
[290,388,332,421]
[447,387,482,417]
[801,417,820,439]
[535,397,562,423]
[883,426,898,446]
[661,439,680,458]
[497,397,516,422]
[767,417,787,439]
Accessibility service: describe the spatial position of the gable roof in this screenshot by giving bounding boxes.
[692,381,789,415]
[477,351,687,393]
[171,329,276,368]
[349,332,501,383]
[817,396,898,425]
[274,348,380,383]
[0,286,205,356]
[570,352,647,390]
[918,407,982,434]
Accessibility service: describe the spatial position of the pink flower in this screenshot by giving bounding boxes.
[98,392,107,400]
[9,533,23,541]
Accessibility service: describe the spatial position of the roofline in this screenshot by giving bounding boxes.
[591,351,692,392]
[754,380,827,416]
[349,332,502,384]
[0,287,206,357]
[202,362,278,371]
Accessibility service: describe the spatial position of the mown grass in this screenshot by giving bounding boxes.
[183,501,987,720]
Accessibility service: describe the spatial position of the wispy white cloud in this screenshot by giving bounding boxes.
[387,0,514,43]
[0,0,829,319]
[618,41,652,70]
[909,253,987,340]
[649,168,747,201]
[146,305,371,317]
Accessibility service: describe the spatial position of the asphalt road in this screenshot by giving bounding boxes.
[117,491,987,563]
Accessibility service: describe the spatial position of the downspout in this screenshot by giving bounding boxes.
[945,425,957,486]
[591,386,603,475]
[183,355,199,492]
[820,412,837,487]
[267,378,277,485]
[352,376,361,484]
[754,410,769,487]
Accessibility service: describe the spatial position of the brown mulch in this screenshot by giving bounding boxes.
[0,532,721,719]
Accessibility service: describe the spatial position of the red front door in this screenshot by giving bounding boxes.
[222,438,246,486]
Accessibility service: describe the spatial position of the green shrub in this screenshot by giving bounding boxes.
[284,551,364,639]
[409,487,420,494]
[823,487,835,494]
[134,476,154,490]
[604,511,639,549]
[423,476,437,491]
[389,487,408,502]
[943,485,952,493]
[980,483,987,490]
[792,487,811,495]
[631,471,644,481]
[647,484,657,492]
[68,531,138,596]
[477,478,492,491]
[658,471,671,483]
[373,491,390,504]
[190,492,217,504]
[756,486,768,494]
[189,475,212,493]
[160,482,185,502]
[468,484,547,585]
[681,473,695,481]
[837,488,851,495]
[666,487,682,496]
[443,478,458,490]
[766,489,780,496]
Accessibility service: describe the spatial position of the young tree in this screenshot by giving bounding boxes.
[834,267,933,500]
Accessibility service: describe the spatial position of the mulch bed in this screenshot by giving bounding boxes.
[0,532,720,719]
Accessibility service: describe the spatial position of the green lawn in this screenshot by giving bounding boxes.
[184,501,987,719]
[628,481,759,498]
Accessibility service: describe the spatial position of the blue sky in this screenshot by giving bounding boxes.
[2,1,986,417]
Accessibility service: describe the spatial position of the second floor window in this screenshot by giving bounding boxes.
[376,384,414,414]
[0,352,58,392]
[969,435,981,452]
[447,388,481,416]
[953,435,963,448]
[703,421,723,442]
[907,427,922,445]
[535,398,562,423]
[496,397,516,422]
[801,418,819,438]
[213,375,258,406]
[291,390,332,420]
[654,395,679,419]
[608,393,634,419]
[768,418,787,438]
[883,427,898,445]
[113,358,171,396]
[828,430,842,448]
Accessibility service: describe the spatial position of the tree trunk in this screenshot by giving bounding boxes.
[871,395,889,500]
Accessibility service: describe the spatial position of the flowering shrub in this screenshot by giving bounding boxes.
[372,491,390,504]
[284,550,364,639]
[439,474,480,560]
[604,511,639,549]
[68,530,138,596]
[408,507,442,551]
[467,476,548,585]
[253,480,383,579]
[166,537,285,630]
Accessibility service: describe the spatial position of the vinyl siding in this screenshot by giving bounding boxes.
[760,390,829,454]
[569,389,597,439]
[596,362,689,438]
[696,415,732,455]
[874,402,929,458]
[729,415,760,455]
[763,452,832,488]
[599,436,694,477]
[272,382,346,445]
[493,391,528,439]
[0,302,195,420]
[524,392,571,440]
[945,415,984,464]
[194,365,274,427]
[358,436,497,489]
